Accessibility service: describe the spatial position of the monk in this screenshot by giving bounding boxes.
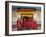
[16,18,24,30]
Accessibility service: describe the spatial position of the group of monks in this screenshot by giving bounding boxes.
[16,16,37,31]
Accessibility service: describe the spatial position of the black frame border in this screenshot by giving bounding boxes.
[5,1,45,36]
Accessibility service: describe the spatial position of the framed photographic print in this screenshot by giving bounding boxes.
[5,1,45,36]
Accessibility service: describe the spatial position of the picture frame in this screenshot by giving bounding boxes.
[5,1,45,36]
